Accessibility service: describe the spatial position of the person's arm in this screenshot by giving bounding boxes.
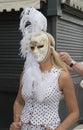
[13,71,25,122]
[55,71,79,130]
[72,62,83,76]
[59,52,83,76]
[10,71,25,130]
[13,86,25,122]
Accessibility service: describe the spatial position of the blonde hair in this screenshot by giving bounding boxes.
[45,32,67,71]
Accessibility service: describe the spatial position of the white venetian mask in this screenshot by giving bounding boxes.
[30,33,49,62]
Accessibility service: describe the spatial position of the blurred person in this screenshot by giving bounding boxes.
[59,52,83,76]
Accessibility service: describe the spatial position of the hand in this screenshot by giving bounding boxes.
[59,52,72,65]
[10,121,21,130]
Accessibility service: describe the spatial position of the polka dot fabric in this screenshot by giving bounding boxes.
[21,124,45,130]
[20,67,62,130]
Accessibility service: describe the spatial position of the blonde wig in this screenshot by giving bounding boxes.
[45,32,67,71]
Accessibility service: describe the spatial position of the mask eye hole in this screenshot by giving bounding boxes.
[31,46,35,51]
[37,45,44,49]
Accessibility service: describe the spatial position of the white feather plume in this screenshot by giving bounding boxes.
[19,7,47,36]
[19,7,47,58]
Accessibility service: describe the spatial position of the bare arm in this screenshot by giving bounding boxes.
[10,71,25,130]
[72,62,83,76]
[13,86,25,122]
[56,71,79,130]
[13,71,25,122]
[59,52,83,76]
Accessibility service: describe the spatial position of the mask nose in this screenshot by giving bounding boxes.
[33,46,39,53]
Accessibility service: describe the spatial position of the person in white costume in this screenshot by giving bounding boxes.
[10,7,79,130]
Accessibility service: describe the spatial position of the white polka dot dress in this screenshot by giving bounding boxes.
[20,67,62,130]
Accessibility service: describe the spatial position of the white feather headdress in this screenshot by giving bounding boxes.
[19,7,47,58]
[20,7,47,36]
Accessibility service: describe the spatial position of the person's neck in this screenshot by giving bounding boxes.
[40,59,53,72]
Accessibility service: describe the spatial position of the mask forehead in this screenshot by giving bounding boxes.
[30,33,49,46]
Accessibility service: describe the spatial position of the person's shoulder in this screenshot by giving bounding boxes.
[59,70,71,89]
[20,70,24,80]
[60,70,70,81]
[21,69,25,75]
